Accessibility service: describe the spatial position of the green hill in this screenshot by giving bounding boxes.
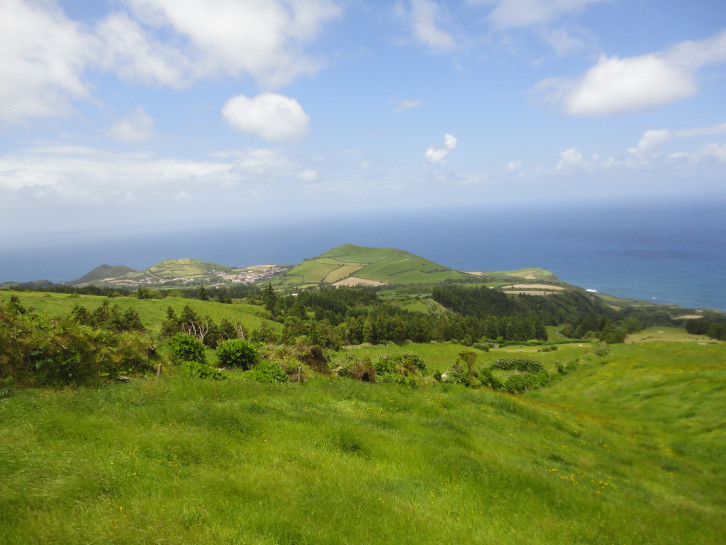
[140,258,232,281]
[68,259,233,287]
[278,243,470,287]
[68,264,138,287]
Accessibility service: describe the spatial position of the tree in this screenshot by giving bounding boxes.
[262,283,277,314]
[199,285,209,301]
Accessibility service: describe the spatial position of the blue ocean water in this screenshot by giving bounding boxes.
[2,201,725,311]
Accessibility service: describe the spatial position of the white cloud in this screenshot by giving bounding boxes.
[425,133,458,163]
[542,27,585,56]
[108,107,155,142]
[358,159,371,170]
[505,160,522,171]
[669,143,726,164]
[222,92,310,142]
[297,169,318,182]
[0,0,341,123]
[563,55,695,116]
[628,129,670,157]
[475,0,608,29]
[539,30,726,116]
[0,0,92,122]
[556,147,584,171]
[391,98,423,114]
[95,12,191,88]
[676,121,726,138]
[405,0,455,51]
[118,0,341,88]
[0,145,314,204]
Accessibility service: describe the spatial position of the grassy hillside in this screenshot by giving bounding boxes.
[278,244,470,287]
[68,264,138,287]
[0,340,723,544]
[0,291,281,335]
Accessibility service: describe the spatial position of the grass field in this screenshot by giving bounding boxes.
[0,291,282,334]
[1,339,724,544]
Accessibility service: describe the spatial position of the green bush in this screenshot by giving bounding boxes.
[216,339,258,370]
[491,357,543,373]
[477,368,503,390]
[167,333,206,364]
[252,360,287,383]
[181,360,224,380]
[0,304,157,387]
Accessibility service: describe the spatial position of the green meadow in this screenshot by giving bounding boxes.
[1,339,724,544]
[0,291,282,334]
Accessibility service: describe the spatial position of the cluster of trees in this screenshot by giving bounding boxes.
[685,318,726,340]
[160,305,247,349]
[71,300,144,332]
[432,285,651,342]
[251,287,549,350]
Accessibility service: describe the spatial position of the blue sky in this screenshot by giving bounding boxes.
[1,0,725,248]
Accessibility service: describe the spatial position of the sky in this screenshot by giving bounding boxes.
[1,0,726,251]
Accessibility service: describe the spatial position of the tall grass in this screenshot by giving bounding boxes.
[2,340,725,544]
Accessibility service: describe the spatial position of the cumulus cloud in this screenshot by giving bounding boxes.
[628,129,670,157]
[391,98,424,114]
[425,133,457,163]
[222,92,310,142]
[116,0,342,88]
[0,0,340,123]
[108,107,155,142]
[402,0,456,51]
[556,147,585,171]
[0,0,92,122]
[538,29,726,116]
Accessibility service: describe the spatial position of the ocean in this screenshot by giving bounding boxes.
[2,200,725,311]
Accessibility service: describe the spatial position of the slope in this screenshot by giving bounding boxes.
[1,341,724,544]
[68,264,138,287]
[278,243,470,287]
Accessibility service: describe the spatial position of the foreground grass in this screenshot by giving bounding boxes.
[1,342,724,544]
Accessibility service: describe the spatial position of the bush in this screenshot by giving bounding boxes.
[338,358,376,383]
[167,333,206,364]
[181,360,224,380]
[216,339,258,370]
[491,357,543,373]
[373,352,427,378]
[252,360,287,383]
[477,368,503,390]
[0,305,157,387]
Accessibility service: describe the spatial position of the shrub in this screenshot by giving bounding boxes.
[338,358,376,382]
[181,360,224,380]
[491,357,543,373]
[0,305,157,387]
[373,352,427,378]
[167,333,206,364]
[252,360,287,383]
[477,368,503,390]
[216,339,258,370]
